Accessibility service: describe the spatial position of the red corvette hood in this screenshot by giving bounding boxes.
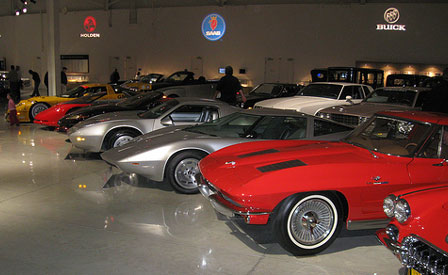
[199,139,367,193]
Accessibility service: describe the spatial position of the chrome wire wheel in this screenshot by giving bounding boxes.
[174,158,200,190]
[31,103,48,119]
[287,195,337,249]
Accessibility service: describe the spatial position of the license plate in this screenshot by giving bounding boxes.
[407,268,422,275]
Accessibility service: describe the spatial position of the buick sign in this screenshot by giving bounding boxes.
[202,13,226,41]
[376,7,406,31]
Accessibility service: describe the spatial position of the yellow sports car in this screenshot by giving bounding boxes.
[121,73,164,91]
[14,83,130,122]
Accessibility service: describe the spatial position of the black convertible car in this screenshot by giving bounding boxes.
[57,91,165,130]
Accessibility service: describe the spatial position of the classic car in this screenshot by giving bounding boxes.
[242,83,304,109]
[121,73,164,91]
[377,185,448,275]
[311,67,384,89]
[127,70,209,92]
[254,82,373,115]
[316,87,430,127]
[197,110,448,256]
[57,91,165,130]
[33,92,126,128]
[100,108,353,194]
[13,83,129,122]
[386,74,429,87]
[68,97,238,153]
[156,81,218,99]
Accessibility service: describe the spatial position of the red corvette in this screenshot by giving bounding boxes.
[33,92,113,128]
[377,185,448,275]
[198,111,448,255]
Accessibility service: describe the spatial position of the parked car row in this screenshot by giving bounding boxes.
[20,72,448,274]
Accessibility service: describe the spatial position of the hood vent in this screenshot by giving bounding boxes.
[238,149,280,159]
[257,159,306,173]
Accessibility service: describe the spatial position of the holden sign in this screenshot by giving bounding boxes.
[376,8,406,31]
[80,16,101,38]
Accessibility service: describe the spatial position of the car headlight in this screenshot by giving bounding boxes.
[383,194,397,218]
[394,198,411,223]
[359,116,368,124]
[316,112,330,119]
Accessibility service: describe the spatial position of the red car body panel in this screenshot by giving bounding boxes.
[199,111,448,227]
[34,102,90,127]
[377,185,448,273]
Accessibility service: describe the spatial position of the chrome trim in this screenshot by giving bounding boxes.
[347,219,390,230]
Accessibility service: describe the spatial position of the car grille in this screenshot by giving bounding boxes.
[328,114,360,126]
[400,235,448,275]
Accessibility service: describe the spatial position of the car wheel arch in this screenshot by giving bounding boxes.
[272,190,348,222]
[102,126,143,151]
[162,148,210,180]
[29,101,51,121]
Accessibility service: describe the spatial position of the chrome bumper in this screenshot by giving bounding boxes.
[198,181,236,217]
[377,227,448,275]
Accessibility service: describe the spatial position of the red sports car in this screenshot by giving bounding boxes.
[198,111,448,255]
[33,92,113,128]
[377,185,448,275]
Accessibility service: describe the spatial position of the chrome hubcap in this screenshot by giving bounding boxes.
[174,158,199,190]
[290,199,334,246]
[113,135,134,148]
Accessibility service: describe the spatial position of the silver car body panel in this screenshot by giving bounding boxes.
[68,97,238,152]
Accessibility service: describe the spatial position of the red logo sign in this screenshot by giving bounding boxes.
[83,16,96,33]
[209,16,218,30]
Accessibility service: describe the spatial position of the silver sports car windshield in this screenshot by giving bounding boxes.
[343,115,431,156]
[138,99,179,119]
[185,112,308,139]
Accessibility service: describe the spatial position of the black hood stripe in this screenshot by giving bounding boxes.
[257,159,306,173]
[238,149,280,159]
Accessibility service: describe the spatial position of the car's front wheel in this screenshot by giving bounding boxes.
[30,102,49,121]
[274,192,342,256]
[105,129,140,150]
[166,151,207,194]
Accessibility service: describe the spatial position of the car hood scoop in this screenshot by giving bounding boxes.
[237,149,280,158]
[256,159,306,172]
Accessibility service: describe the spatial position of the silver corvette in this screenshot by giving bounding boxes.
[101,108,353,194]
[68,97,238,152]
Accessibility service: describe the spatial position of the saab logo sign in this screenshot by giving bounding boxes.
[376,8,406,31]
[80,16,101,38]
[202,14,226,41]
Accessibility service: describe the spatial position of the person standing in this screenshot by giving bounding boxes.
[8,65,20,103]
[61,67,68,94]
[44,72,48,94]
[110,68,120,84]
[16,65,22,101]
[29,70,41,97]
[215,65,246,105]
[7,93,19,126]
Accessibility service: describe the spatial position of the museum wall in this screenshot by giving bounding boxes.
[0,3,447,87]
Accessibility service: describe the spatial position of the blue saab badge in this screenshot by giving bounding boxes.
[202,13,226,41]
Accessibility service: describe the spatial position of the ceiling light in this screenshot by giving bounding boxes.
[22,7,27,13]
[15,9,20,16]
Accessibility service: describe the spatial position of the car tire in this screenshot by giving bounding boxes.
[106,129,140,150]
[166,151,207,194]
[30,102,49,121]
[274,192,342,256]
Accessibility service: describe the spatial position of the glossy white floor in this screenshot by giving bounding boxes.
[0,98,405,275]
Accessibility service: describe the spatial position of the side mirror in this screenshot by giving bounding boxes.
[161,116,173,126]
[345,95,354,104]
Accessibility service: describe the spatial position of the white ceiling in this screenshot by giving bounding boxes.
[1,0,446,17]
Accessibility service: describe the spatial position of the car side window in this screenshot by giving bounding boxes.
[418,127,448,158]
[313,119,352,137]
[201,107,219,122]
[340,86,363,100]
[251,116,307,139]
[169,105,203,122]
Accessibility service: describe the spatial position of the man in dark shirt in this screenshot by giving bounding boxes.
[29,70,41,97]
[215,66,246,105]
[110,68,120,84]
[8,65,20,103]
[61,67,68,94]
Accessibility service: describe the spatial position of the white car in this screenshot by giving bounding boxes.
[254,82,374,115]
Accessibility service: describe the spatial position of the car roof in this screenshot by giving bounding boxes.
[308,82,370,87]
[239,107,309,117]
[168,97,231,106]
[378,110,448,125]
[374,86,430,92]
